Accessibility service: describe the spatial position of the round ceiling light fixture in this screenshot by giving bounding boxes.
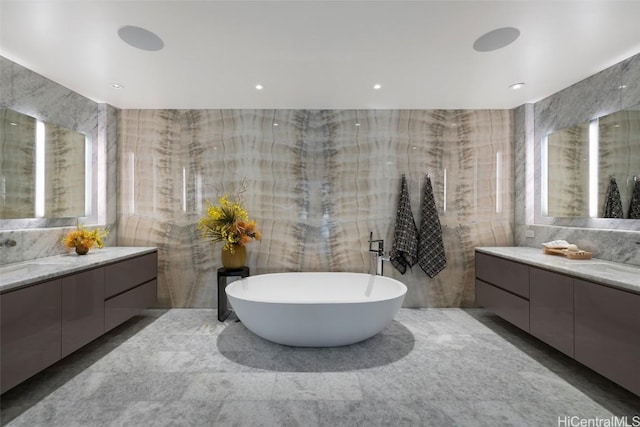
[373,84,382,90]
[255,84,263,90]
[118,25,164,51]
[473,27,520,52]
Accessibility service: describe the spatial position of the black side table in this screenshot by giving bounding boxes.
[217,267,250,322]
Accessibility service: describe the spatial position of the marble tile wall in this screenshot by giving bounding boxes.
[118,109,514,308]
[0,57,117,264]
[515,52,640,266]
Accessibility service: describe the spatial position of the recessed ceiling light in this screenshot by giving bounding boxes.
[618,85,627,90]
[355,123,360,126]
[255,84,263,90]
[273,122,278,127]
[509,82,525,90]
[9,122,17,126]
[412,146,417,150]
[373,84,382,90]
[112,83,125,89]
[473,27,520,52]
[118,25,164,51]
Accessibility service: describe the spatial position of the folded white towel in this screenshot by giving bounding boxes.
[542,240,570,249]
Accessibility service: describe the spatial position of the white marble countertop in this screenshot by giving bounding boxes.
[475,246,640,295]
[0,247,157,293]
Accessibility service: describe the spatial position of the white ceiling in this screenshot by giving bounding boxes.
[2,1,640,110]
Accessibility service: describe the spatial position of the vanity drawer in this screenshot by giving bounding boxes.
[104,252,157,299]
[475,252,529,298]
[105,279,157,332]
[476,279,530,332]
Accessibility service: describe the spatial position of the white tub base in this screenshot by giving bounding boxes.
[225,272,407,347]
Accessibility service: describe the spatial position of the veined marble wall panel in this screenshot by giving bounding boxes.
[119,109,514,308]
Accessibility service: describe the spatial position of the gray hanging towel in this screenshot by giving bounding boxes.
[417,175,447,278]
[628,179,640,219]
[603,177,624,218]
[390,175,418,274]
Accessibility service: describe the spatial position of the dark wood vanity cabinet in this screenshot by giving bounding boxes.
[1,250,157,394]
[1,279,62,393]
[475,250,640,397]
[61,268,105,358]
[574,279,640,396]
[529,268,574,357]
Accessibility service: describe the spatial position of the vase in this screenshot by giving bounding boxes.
[75,245,89,255]
[221,244,246,269]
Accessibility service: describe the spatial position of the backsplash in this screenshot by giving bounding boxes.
[118,109,514,308]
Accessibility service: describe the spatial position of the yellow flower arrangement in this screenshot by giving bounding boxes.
[198,193,261,252]
[62,224,109,252]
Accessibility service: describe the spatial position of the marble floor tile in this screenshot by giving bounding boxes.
[225,349,321,373]
[317,400,427,426]
[2,308,639,427]
[357,370,455,401]
[1,399,126,427]
[112,400,223,427]
[90,372,193,403]
[214,400,320,427]
[272,373,362,401]
[181,373,276,401]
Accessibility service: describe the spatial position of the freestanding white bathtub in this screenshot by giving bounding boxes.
[225,272,407,347]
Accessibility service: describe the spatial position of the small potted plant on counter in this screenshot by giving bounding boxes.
[62,224,109,255]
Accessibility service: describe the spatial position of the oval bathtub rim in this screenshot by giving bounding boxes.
[225,272,407,305]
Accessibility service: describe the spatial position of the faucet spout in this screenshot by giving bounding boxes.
[368,232,389,275]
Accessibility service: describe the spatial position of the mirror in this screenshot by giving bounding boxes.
[544,104,640,220]
[0,108,88,220]
[544,121,590,217]
[598,107,640,218]
[0,109,36,218]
